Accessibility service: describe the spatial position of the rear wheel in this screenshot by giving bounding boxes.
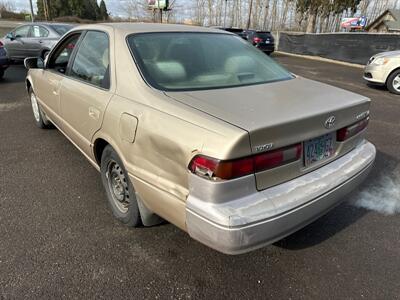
[100,145,141,227]
[387,70,400,95]
[29,88,52,129]
[0,69,4,79]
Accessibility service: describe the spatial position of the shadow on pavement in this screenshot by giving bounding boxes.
[0,64,26,84]
[366,82,388,92]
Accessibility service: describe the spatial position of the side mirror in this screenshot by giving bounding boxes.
[24,57,45,70]
[6,32,14,40]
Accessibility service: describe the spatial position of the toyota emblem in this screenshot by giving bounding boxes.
[325,116,336,129]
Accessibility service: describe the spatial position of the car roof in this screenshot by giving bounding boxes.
[17,22,72,27]
[72,23,230,36]
[244,29,271,33]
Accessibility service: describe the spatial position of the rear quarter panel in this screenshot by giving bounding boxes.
[94,92,250,230]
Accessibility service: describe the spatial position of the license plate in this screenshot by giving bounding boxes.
[304,133,335,167]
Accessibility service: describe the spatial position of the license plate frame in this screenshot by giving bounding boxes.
[304,133,335,167]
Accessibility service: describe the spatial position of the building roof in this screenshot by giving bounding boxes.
[366,9,400,31]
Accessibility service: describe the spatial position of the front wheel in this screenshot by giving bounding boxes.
[100,145,141,227]
[29,88,52,128]
[387,70,400,95]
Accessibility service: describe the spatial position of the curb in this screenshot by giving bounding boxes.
[275,51,365,69]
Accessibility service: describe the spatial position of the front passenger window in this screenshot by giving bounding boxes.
[14,26,30,38]
[70,31,110,89]
[48,33,81,74]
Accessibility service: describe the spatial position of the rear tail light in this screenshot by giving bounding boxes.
[253,37,263,43]
[189,143,302,181]
[0,41,3,48]
[337,117,369,142]
[254,144,301,172]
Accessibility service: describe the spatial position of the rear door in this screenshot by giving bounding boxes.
[59,30,113,155]
[27,25,50,57]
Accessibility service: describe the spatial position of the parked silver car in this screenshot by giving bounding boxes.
[2,23,73,60]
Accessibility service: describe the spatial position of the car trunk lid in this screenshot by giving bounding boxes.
[166,77,370,190]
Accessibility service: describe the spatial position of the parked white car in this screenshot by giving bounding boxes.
[364,51,400,94]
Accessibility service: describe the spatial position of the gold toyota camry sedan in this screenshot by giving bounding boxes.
[24,23,376,254]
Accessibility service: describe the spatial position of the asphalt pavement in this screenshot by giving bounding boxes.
[0,54,399,299]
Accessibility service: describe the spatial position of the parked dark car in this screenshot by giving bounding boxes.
[243,30,275,55]
[212,26,247,39]
[0,40,9,79]
[1,23,73,61]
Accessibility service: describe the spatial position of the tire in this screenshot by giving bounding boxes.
[100,145,141,227]
[0,69,4,79]
[28,88,52,129]
[386,69,400,95]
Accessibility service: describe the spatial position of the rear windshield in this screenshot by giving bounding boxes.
[127,32,292,91]
[50,24,73,36]
[256,32,273,39]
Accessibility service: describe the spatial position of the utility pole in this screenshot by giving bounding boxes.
[29,0,35,22]
[246,0,253,29]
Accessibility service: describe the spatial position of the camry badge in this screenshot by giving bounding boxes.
[255,143,273,152]
[324,116,336,129]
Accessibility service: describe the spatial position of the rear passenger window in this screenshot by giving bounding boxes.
[30,26,49,38]
[70,31,110,89]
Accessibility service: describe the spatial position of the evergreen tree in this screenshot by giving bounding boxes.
[36,0,102,20]
[99,0,109,20]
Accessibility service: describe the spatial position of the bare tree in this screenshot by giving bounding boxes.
[0,0,15,18]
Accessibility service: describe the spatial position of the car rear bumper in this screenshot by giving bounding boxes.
[0,57,9,69]
[186,141,376,255]
[256,43,275,53]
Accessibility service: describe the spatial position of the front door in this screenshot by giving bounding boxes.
[59,30,112,155]
[6,25,31,59]
[35,33,82,124]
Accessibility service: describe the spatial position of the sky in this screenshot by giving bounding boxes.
[12,0,145,17]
